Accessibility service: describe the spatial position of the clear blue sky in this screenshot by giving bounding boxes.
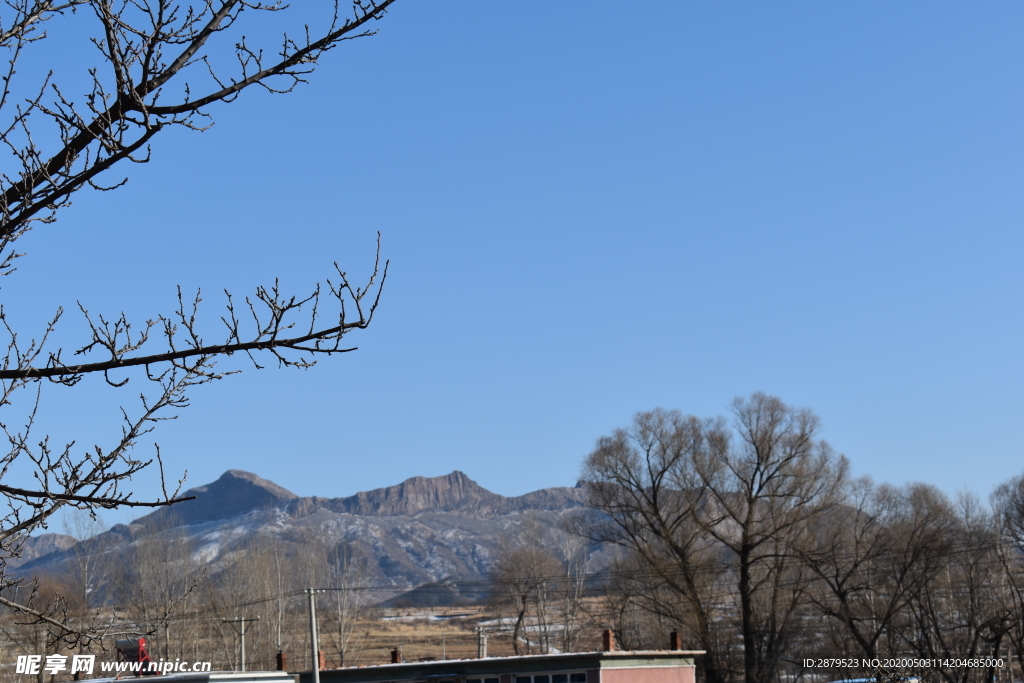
[12,2,1024,517]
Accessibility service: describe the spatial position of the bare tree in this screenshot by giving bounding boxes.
[116,514,204,652]
[799,479,957,678]
[0,0,396,240]
[490,522,563,656]
[690,394,848,683]
[579,407,736,683]
[324,541,368,668]
[0,0,395,639]
[248,532,300,665]
[591,550,703,653]
[580,394,848,683]
[205,549,266,670]
[62,509,113,619]
[905,491,1011,683]
[992,473,1024,680]
[556,531,587,653]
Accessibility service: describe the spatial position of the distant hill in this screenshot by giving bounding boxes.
[14,470,599,603]
[7,533,76,569]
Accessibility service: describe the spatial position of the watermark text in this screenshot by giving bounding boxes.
[15,654,213,675]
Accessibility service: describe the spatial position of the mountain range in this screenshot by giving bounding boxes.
[12,470,600,603]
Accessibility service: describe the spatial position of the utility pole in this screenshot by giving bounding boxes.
[306,589,324,683]
[476,627,488,658]
[222,616,260,672]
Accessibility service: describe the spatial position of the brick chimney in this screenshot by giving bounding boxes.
[602,629,616,652]
[276,651,287,671]
[670,631,682,650]
[391,649,402,664]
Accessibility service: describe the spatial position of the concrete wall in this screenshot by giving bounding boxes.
[600,666,695,683]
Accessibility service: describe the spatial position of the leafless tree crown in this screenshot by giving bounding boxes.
[0,0,394,640]
[580,394,849,683]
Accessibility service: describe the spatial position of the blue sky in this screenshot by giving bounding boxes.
[10,2,1024,519]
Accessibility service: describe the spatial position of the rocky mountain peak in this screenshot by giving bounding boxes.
[6,533,76,569]
[132,468,298,530]
[217,470,299,499]
[331,470,503,517]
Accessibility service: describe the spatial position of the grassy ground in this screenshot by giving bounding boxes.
[336,605,602,667]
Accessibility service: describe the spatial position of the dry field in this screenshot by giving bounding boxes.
[335,605,603,668]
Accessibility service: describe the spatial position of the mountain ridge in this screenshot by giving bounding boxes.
[14,470,596,593]
[131,470,585,529]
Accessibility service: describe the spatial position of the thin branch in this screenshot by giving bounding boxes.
[0,483,195,506]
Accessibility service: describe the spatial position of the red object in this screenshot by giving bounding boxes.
[115,637,160,677]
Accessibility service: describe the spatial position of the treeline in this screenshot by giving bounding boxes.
[569,393,1024,683]
[0,525,376,679]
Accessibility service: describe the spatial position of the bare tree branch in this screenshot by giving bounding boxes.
[0,0,396,244]
[0,0,397,640]
[0,483,194,506]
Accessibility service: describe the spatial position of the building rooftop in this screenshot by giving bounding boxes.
[299,649,705,683]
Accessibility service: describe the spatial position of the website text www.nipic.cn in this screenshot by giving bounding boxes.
[15,655,213,675]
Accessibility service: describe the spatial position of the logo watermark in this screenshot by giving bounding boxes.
[16,655,95,676]
[15,654,213,675]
